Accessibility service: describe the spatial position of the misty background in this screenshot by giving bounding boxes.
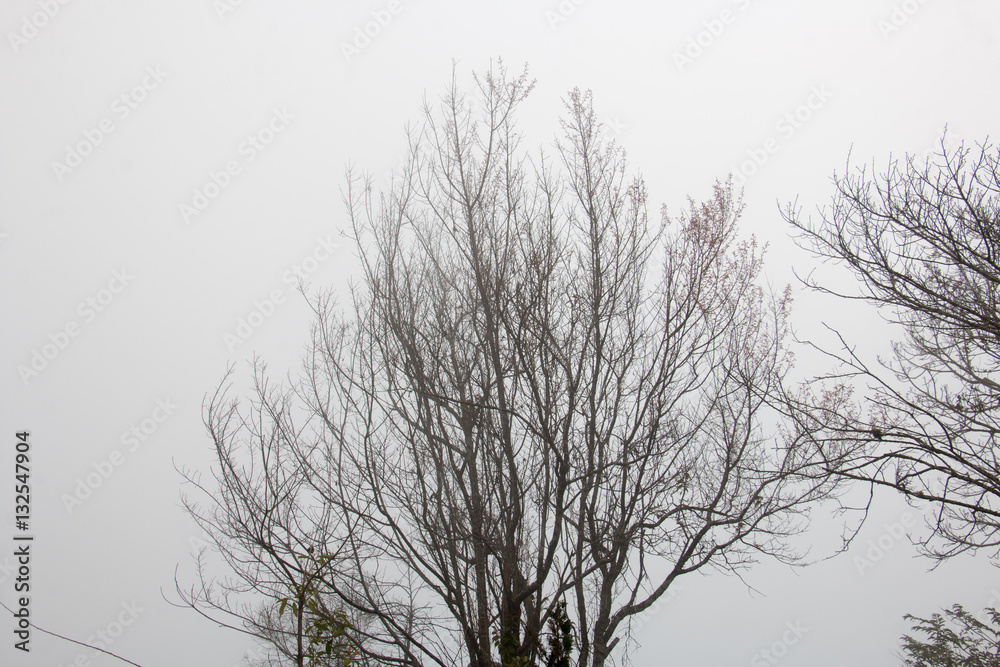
[1,1,999,665]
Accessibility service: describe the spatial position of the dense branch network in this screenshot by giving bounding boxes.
[785,135,1000,563]
[179,63,857,667]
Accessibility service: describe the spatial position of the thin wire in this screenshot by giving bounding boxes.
[0,599,145,667]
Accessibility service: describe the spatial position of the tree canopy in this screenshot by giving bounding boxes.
[180,63,857,667]
[786,136,1000,564]
[900,604,1000,667]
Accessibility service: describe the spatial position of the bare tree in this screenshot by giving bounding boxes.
[176,364,356,667]
[785,135,1000,564]
[183,63,855,667]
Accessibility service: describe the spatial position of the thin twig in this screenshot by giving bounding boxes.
[0,599,145,667]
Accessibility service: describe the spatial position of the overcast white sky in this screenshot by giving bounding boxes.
[2,1,999,665]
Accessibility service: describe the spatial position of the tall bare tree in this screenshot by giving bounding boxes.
[183,64,855,667]
[785,136,1000,564]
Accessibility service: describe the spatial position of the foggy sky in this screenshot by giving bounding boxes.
[2,1,999,665]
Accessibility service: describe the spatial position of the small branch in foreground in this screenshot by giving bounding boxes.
[0,598,145,667]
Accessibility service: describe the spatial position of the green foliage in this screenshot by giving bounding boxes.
[489,601,575,667]
[900,604,1000,667]
[493,622,532,667]
[277,552,357,666]
[545,602,574,667]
